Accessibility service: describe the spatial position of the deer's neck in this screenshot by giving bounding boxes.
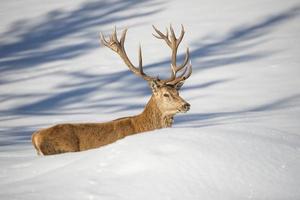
[132,96,174,133]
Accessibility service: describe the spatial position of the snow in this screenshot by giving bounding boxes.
[1,0,300,199]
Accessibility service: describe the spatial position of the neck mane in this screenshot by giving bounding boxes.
[133,95,174,132]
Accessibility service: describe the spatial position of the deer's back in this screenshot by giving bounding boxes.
[32,118,136,155]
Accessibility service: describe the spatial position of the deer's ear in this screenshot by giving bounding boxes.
[149,80,161,93]
[174,81,184,90]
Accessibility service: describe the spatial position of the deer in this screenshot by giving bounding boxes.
[31,25,192,155]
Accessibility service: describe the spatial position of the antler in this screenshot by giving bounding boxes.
[152,25,192,85]
[100,25,192,86]
[100,27,155,82]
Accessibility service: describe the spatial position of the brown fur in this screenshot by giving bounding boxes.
[32,90,189,155]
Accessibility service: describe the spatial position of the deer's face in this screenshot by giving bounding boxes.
[150,80,190,115]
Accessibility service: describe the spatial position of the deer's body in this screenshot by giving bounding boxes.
[32,25,192,155]
[32,96,177,155]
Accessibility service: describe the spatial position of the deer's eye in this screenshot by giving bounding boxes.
[163,93,170,97]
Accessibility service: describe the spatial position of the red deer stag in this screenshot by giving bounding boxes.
[32,25,192,155]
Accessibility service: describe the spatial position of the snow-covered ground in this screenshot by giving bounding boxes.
[1,0,300,199]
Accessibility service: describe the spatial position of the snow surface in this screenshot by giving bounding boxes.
[1,0,300,199]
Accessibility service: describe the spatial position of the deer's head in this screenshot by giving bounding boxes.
[100,25,192,115]
[149,79,190,115]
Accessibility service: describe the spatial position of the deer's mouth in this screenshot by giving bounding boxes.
[178,109,187,113]
[178,104,190,113]
[178,109,189,113]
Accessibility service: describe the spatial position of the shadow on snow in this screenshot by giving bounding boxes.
[0,4,300,145]
[0,0,164,73]
[2,5,297,114]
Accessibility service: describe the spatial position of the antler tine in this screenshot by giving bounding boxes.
[152,25,164,39]
[100,28,115,46]
[152,25,172,47]
[165,27,169,39]
[100,27,155,82]
[112,26,118,41]
[120,28,128,47]
[175,47,190,72]
[152,25,192,85]
[168,47,191,84]
[184,62,192,79]
[169,24,176,43]
[168,48,189,80]
[174,63,189,81]
[167,62,192,85]
[100,32,108,46]
[169,24,184,46]
[177,24,185,46]
[138,44,143,74]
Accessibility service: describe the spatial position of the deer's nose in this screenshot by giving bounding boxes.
[183,103,190,111]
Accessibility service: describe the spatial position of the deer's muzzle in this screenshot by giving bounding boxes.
[179,102,190,113]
